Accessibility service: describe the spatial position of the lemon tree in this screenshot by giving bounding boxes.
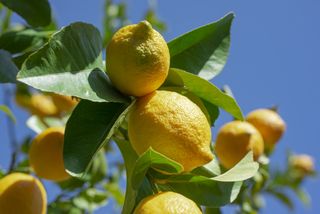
[0,1,316,214]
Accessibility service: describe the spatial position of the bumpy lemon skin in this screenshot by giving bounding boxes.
[246,109,286,148]
[0,173,47,214]
[106,21,170,97]
[128,90,213,172]
[215,121,264,169]
[29,127,70,182]
[134,191,202,214]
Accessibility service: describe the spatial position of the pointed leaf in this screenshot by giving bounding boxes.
[212,152,259,182]
[64,100,133,177]
[0,28,50,54]
[132,148,183,189]
[17,22,128,103]
[157,174,242,207]
[0,0,51,27]
[0,105,16,123]
[164,68,243,120]
[168,13,234,80]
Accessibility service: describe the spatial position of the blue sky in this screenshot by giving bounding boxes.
[1,0,319,213]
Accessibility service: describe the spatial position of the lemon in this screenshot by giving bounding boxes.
[246,109,286,148]
[16,94,58,117]
[215,121,264,169]
[29,127,70,182]
[290,154,315,174]
[128,90,213,172]
[134,191,202,214]
[0,173,47,214]
[106,21,170,97]
[50,93,78,112]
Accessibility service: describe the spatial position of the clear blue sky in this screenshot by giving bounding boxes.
[1,0,319,213]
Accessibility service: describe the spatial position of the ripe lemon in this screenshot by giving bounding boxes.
[0,173,47,214]
[16,94,58,117]
[128,90,213,172]
[50,93,78,112]
[290,154,315,174]
[106,21,170,97]
[29,127,70,182]
[246,109,286,148]
[133,191,202,214]
[215,121,264,169]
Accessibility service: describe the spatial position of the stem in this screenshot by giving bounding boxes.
[3,86,18,172]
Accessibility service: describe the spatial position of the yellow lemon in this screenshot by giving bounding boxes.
[16,93,59,117]
[29,127,70,182]
[215,121,264,169]
[50,93,78,112]
[128,90,213,172]
[290,154,315,174]
[134,191,202,214]
[246,109,286,148]
[106,21,170,97]
[0,173,47,214]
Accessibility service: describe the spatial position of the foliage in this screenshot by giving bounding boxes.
[0,0,316,213]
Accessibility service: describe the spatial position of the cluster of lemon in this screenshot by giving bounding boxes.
[215,108,286,169]
[0,96,75,213]
[106,21,212,213]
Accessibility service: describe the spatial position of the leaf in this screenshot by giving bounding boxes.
[114,138,153,214]
[73,188,108,212]
[17,22,128,103]
[26,115,66,134]
[157,175,242,207]
[212,152,259,182]
[0,0,51,27]
[164,68,243,120]
[168,13,234,80]
[131,148,183,189]
[192,157,221,177]
[64,100,132,177]
[0,28,51,54]
[0,104,16,123]
[0,50,18,83]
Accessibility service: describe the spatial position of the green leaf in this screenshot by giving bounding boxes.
[73,188,108,212]
[164,68,243,120]
[0,0,51,27]
[17,22,128,103]
[211,152,259,182]
[168,13,234,80]
[0,104,16,123]
[131,148,183,190]
[0,28,51,54]
[64,100,132,177]
[114,138,153,214]
[206,207,222,214]
[192,157,221,177]
[0,50,18,83]
[157,175,242,207]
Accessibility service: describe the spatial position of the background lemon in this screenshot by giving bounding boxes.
[29,127,70,182]
[128,90,213,172]
[49,93,78,113]
[16,94,59,117]
[133,191,202,214]
[246,109,286,148]
[290,154,315,174]
[215,121,264,169]
[0,173,47,214]
[106,21,170,97]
